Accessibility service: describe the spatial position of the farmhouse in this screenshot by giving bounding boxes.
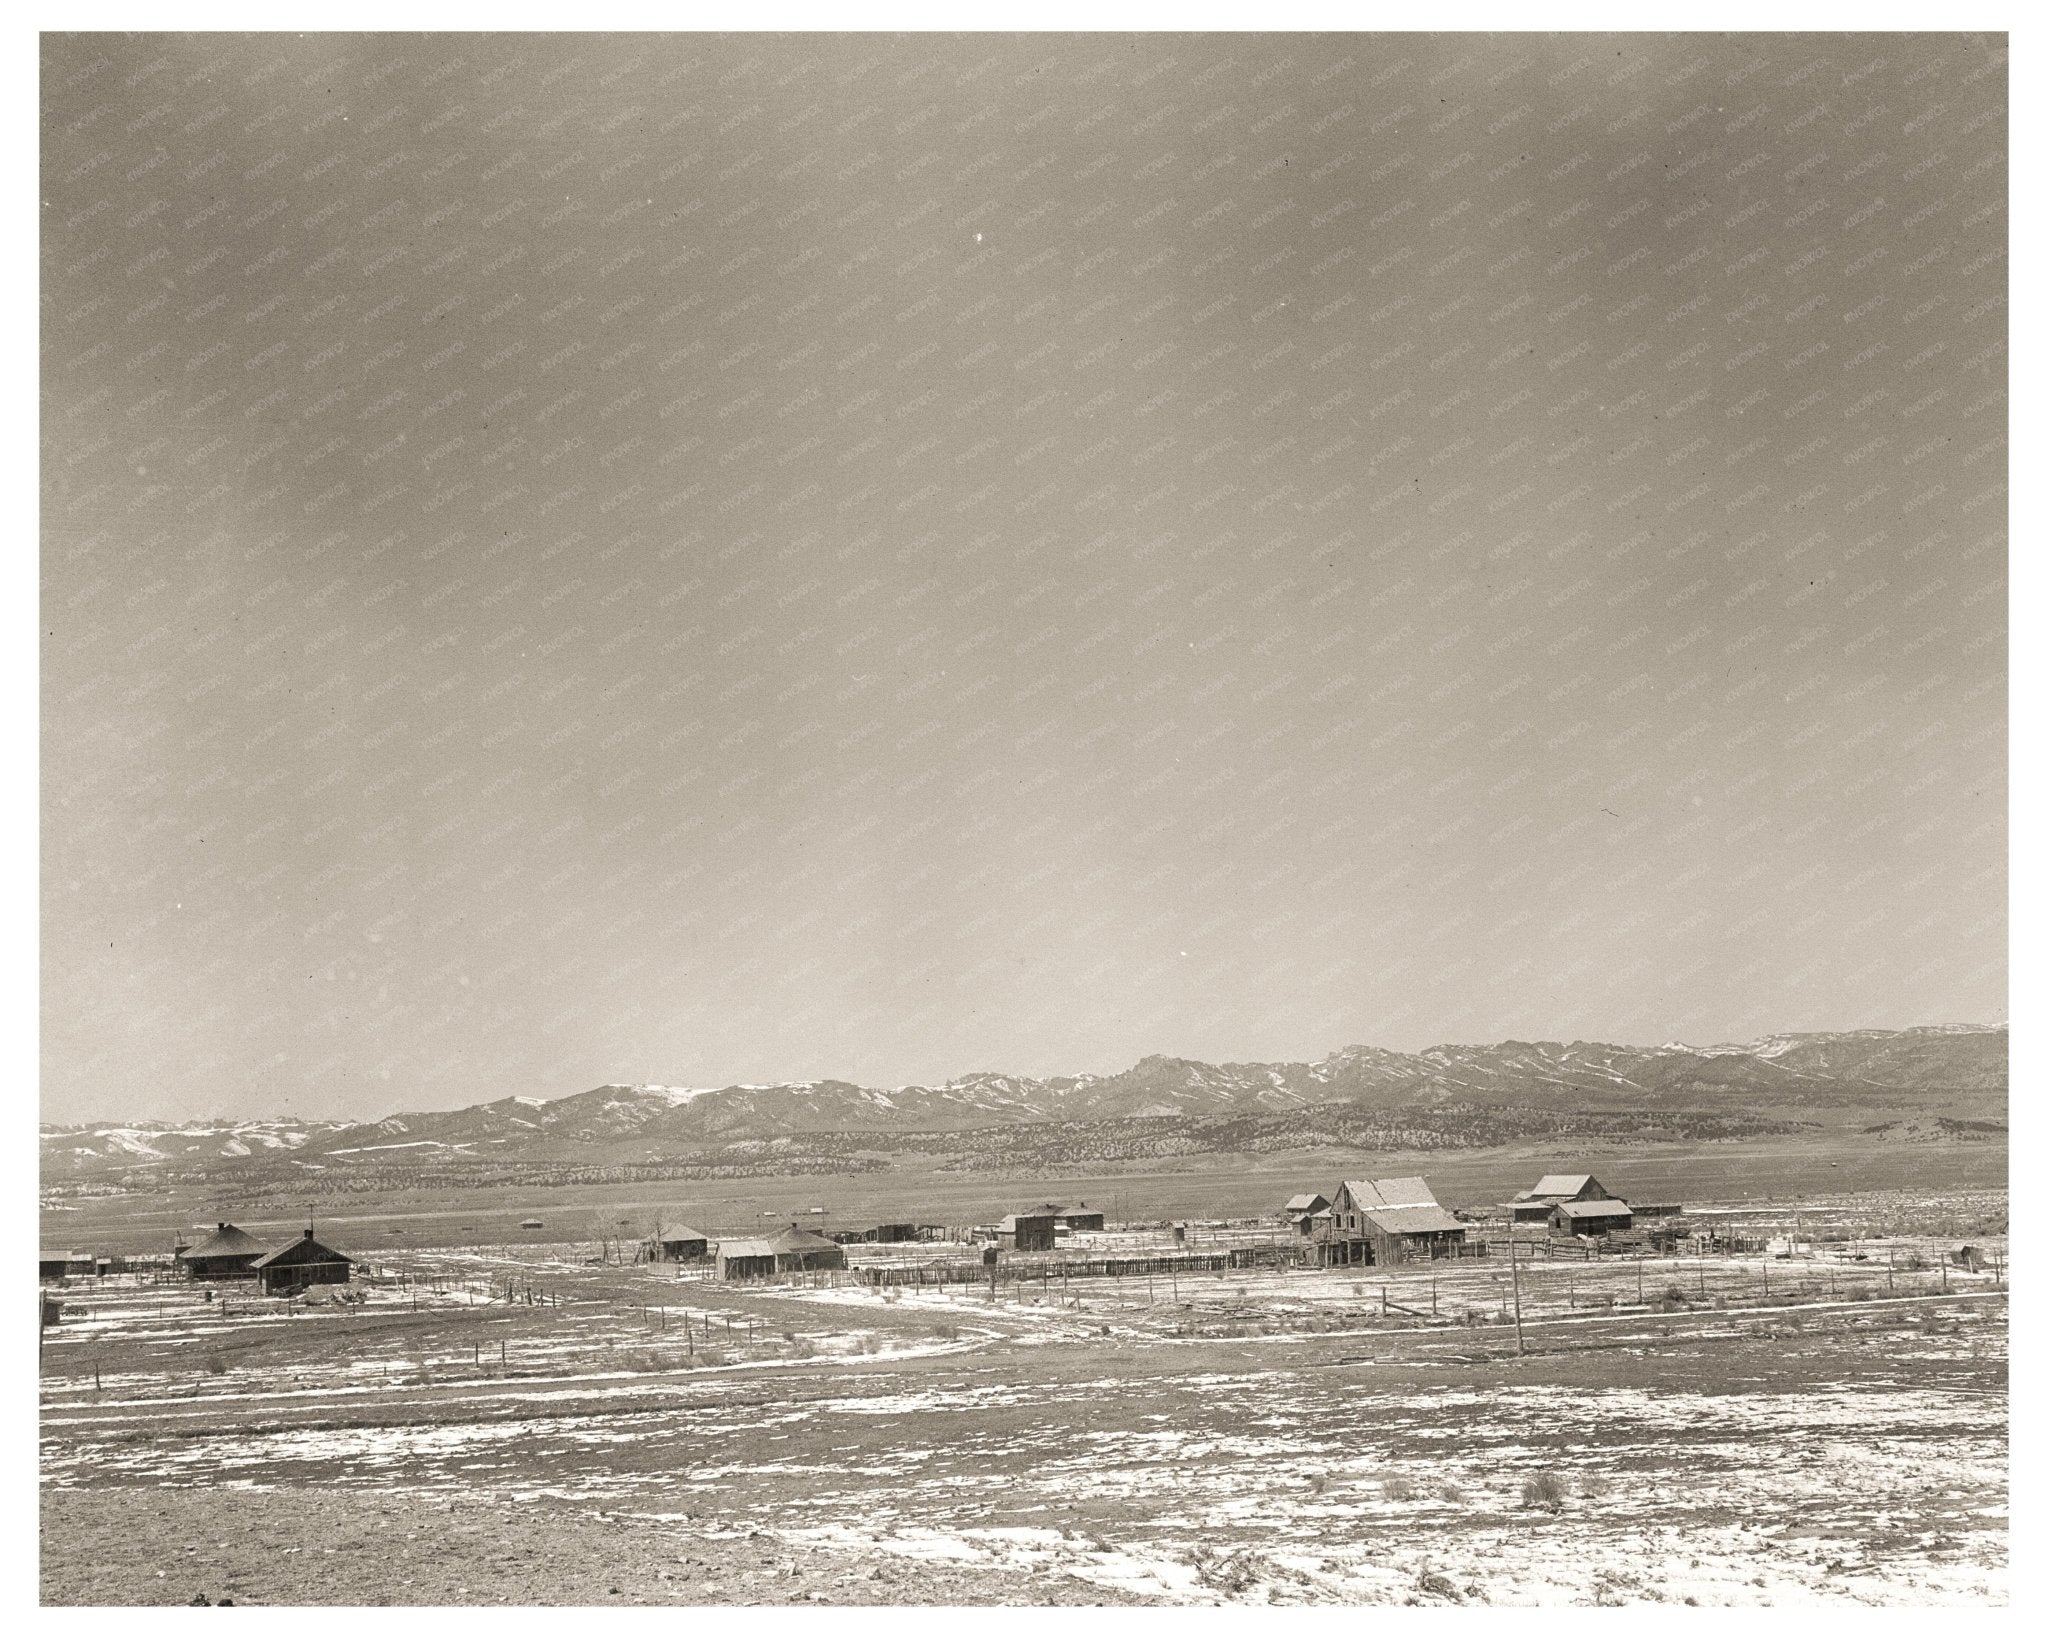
[998,1212,1058,1252]
[1318,1179,1469,1265]
[1551,1199,1635,1236]
[717,1225,847,1278]
[250,1229,353,1295]
[647,1225,711,1263]
[1503,1172,1615,1221]
[767,1224,847,1272]
[1284,1192,1332,1233]
[178,1223,268,1280]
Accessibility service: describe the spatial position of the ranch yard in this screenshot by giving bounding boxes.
[39,1191,2007,1607]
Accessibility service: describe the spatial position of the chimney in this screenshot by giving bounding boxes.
[303,1228,314,1240]
[217,1222,226,1231]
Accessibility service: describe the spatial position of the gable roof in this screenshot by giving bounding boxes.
[1555,1199,1632,1220]
[1338,1177,1438,1211]
[655,1224,709,1243]
[1530,1174,1596,1199]
[765,1225,839,1254]
[716,1238,777,1260]
[180,1224,266,1260]
[250,1234,352,1269]
[1284,1193,1330,1213]
[1360,1204,1466,1236]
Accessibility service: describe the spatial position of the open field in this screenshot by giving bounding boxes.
[41,1184,2007,1606]
[40,1134,2008,1258]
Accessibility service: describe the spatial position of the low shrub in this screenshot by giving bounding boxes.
[1520,1472,1568,1511]
[1380,1475,1421,1501]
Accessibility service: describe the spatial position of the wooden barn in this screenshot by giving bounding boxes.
[647,1225,711,1263]
[1551,1200,1634,1237]
[998,1212,1057,1253]
[1317,1178,1468,1265]
[1057,1203,1106,1232]
[250,1229,353,1295]
[178,1223,267,1280]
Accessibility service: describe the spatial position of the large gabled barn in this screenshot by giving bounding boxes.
[1319,1178,1468,1265]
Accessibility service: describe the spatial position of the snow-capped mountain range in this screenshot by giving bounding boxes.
[40,1024,2005,1172]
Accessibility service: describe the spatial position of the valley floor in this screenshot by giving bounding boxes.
[40,1210,2007,1607]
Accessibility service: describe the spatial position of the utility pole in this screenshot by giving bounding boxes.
[1508,1229,1526,1357]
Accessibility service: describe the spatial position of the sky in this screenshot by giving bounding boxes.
[41,32,2006,1124]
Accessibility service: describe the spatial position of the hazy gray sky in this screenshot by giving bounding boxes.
[42,32,2005,1124]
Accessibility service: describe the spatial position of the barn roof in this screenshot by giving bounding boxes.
[1339,1177,1439,1211]
[656,1224,709,1243]
[181,1224,266,1260]
[1555,1199,1632,1219]
[1284,1193,1329,1212]
[1360,1204,1466,1236]
[1529,1174,1596,1199]
[717,1238,777,1259]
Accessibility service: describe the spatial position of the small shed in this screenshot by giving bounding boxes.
[1552,1199,1634,1236]
[715,1238,779,1281]
[251,1229,354,1295]
[179,1223,267,1280]
[38,1257,68,1282]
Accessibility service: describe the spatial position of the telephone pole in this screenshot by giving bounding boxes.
[1508,1228,1526,1357]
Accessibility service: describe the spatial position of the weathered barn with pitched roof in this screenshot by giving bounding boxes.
[1318,1178,1468,1265]
[251,1229,354,1295]
[178,1223,267,1280]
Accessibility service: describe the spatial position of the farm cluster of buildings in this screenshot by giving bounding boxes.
[41,1171,1682,1294]
[40,1223,354,1296]
[1282,1172,1681,1264]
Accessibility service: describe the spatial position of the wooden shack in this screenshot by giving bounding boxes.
[178,1223,267,1280]
[1551,1199,1634,1237]
[1058,1203,1106,1232]
[715,1237,778,1280]
[1503,1172,1615,1222]
[250,1229,353,1295]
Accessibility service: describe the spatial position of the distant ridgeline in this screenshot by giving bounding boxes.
[40,1025,2007,1191]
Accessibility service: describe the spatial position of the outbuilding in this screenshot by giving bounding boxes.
[1551,1199,1634,1236]
[715,1238,777,1280]
[251,1229,354,1295]
[1057,1203,1106,1232]
[179,1223,267,1280]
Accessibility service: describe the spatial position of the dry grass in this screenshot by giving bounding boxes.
[1520,1472,1568,1511]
